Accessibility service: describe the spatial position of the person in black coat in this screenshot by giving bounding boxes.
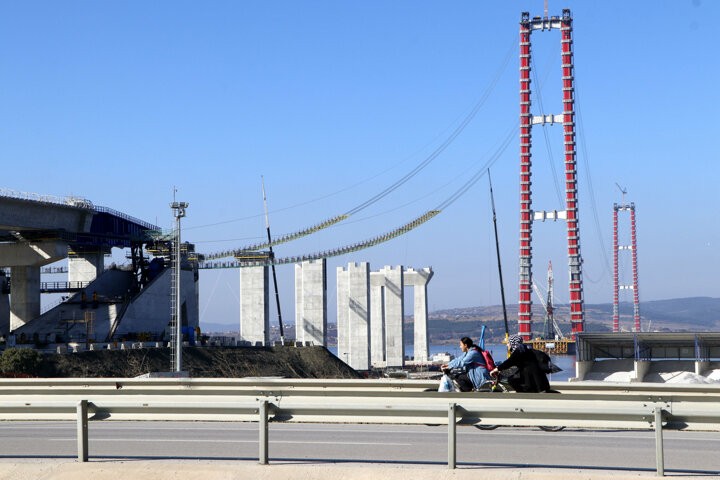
[490,334,550,393]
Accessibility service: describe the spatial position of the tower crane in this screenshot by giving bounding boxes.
[532,270,564,340]
[616,183,628,204]
[531,261,568,353]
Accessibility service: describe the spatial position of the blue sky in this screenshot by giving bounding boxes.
[1,1,718,328]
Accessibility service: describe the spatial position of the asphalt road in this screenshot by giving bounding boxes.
[0,421,718,477]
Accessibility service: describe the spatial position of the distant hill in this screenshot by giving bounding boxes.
[201,297,720,346]
[427,297,720,344]
[200,322,240,334]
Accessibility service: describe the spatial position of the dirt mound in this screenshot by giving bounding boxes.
[35,346,362,379]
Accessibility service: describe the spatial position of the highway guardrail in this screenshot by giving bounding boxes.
[1,377,719,476]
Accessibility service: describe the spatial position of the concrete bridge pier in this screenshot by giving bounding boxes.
[0,240,67,333]
[337,263,370,371]
[405,267,433,363]
[370,266,404,368]
[240,265,269,346]
[632,360,651,382]
[69,251,107,283]
[0,272,10,336]
[9,266,41,332]
[369,274,386,367]
[294,259,327,346]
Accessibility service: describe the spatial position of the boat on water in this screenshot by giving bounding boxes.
[430,351,454,363]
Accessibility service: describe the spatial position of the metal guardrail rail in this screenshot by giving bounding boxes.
[0,378,719,476]
[2,377,719,395]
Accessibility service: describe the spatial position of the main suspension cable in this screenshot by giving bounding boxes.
[193,38,517,244]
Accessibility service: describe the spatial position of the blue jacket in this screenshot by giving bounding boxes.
[447,347,490,389]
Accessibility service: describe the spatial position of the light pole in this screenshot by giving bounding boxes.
[171,200,188,373]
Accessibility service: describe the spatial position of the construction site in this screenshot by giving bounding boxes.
[0,6,707,383]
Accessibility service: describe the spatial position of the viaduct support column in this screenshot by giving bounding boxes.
[294,259,327,346]
[405,267,433,363]
[0,240,67,332]
[240,265,269,346]
[68,251,106,284]
[336,266,349,363]
[0,272,9,336]
[10,266,41,331]
[369,273,386,367]
[336,263,370,371]
[369,265,405,368]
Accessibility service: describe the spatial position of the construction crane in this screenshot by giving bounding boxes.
[615,183,628,204]
[532,261,564,341]
[531,261,574,354]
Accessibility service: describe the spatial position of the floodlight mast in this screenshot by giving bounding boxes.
[171,200,188,373]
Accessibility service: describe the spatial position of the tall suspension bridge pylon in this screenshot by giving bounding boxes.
[613,190,640,333]
[518,8,585,341]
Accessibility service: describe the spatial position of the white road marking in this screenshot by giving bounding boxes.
[47,438,412,446]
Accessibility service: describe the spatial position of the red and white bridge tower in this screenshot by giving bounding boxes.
[612,201,640,332]
[518,9,585,341]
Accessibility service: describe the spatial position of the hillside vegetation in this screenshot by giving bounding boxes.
[0,346,363,379]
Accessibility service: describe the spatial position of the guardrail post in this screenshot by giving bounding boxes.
[76,400,88,462]
[448,402,456,469]
[259,400,269,465]
[654,407,664,476]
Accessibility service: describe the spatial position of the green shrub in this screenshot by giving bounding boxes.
[0,348,42,376]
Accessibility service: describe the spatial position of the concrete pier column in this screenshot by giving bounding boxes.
[696,360,710,376]
[405,267,433,363]
[574,360,594,381]
[0,240,66,332]
[369,273,386,367]
[0,272,9,336]
[68,252,105,284]
[240,266,269,346]
[9,266,41,331]
[336,266,349,363]
[633,360,650,382]
[337,263,370,371]
[295,259,327,346]
[384,266,405,368]
[369,266,406,368]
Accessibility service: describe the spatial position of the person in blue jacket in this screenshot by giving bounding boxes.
[438,336,491,392]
